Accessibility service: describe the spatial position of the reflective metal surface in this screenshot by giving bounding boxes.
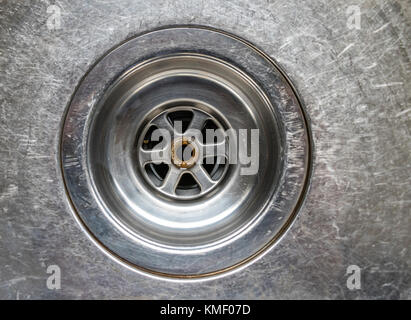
[1,0,409,299]
[61,27,312,279]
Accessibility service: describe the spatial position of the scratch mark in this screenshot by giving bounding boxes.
[364,62,377,69]
[337,43,354,57]
[373,22,391,33]
[279,40,291,50]
[372,82,403,88]
[395,108,411,117]
[0,184,18,201]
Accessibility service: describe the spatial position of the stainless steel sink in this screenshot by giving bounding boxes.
[0,0,409,299]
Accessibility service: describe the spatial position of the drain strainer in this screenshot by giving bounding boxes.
[60,26,312,280]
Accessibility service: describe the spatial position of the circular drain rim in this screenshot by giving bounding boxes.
[60,26,313,280]
[87,53,283,249]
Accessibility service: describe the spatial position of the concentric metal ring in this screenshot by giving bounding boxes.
[60,26,313,280]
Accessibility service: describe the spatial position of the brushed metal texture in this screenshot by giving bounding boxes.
[0,0,409,299]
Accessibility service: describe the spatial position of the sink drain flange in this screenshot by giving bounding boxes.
[60,26,312,280]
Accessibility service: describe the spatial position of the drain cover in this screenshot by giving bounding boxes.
[60,26,312,280]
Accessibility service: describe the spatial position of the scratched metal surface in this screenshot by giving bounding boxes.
[0,0,410,299]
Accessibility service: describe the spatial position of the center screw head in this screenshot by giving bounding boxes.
[171,137,199,169]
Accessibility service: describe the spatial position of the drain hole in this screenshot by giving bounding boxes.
[201,119,220,144]
[176,173,200,195]
[176,143,195,162]
[202,156,226,181]
[167,110,193,134]
[142,125,162,150]
[144,163,169,186]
